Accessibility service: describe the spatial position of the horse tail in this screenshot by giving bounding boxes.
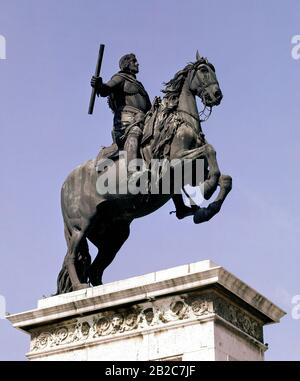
[56,224,91,294]
[56,224,72,294]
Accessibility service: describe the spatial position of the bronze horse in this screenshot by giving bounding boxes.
[57,52,232,294]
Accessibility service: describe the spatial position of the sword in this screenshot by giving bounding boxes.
[88,44,105,115]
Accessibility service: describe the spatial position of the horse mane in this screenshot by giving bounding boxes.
[161,58,215,102]
[161,63,194,102]
[146,58,213,159]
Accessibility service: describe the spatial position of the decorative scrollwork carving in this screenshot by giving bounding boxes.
[30,291,264,353]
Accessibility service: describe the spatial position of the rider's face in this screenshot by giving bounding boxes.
[128,57,139,74]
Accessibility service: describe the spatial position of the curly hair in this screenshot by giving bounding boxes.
[119,53,136,71]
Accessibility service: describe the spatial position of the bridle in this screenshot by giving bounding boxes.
[191,63,219,122]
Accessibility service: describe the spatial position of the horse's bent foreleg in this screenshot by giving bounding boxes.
[201,144,221,200]
[193,174,232,224]
[174,143,220,200]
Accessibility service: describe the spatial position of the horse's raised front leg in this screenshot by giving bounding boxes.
[173,143,220,200]
[193,174,232,224]
[170,125,220,202]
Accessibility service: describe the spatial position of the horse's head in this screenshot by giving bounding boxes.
[188,51,223,107]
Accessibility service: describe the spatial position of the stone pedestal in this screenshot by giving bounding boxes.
[7,260,285,361]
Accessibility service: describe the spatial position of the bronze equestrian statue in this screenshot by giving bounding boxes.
[56,51,232,294]
[91,53,198,220]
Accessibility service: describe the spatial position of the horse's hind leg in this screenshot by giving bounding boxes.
[88,221,130,286]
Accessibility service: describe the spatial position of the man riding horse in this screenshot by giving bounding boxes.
[91,53,197,219]
[56,51,232,293]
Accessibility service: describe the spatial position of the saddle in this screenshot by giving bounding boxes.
[95,97,180,172]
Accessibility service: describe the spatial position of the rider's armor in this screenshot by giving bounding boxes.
[98,71,151,147]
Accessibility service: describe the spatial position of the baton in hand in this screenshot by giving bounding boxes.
[88,44,105,115]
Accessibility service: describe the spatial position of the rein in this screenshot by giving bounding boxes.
[189,65,217,123]
[198,105,212,122]
[177,106,212,123]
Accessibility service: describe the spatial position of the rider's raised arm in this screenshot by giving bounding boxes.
[97,75,124,97]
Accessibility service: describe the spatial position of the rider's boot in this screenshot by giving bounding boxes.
[125,133,149,189]
[125,133,139,167]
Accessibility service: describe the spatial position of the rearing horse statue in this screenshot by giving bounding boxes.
[56,52,232,294]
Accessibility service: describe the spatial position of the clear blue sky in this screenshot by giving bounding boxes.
[0,0,299,360]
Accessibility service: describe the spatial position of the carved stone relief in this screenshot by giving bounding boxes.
[30,291,263,353]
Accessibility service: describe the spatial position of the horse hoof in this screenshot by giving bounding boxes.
[89,279,103,287]
[193,201,222,224]
[88,270,103,287]
[176,205,199,220]
[73,283,90,291]
[193,208,208,224]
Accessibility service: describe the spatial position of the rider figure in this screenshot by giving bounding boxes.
[91,53,196,219]
[91,53,151,172]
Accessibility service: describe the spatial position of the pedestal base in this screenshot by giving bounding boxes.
[7,260,285,361]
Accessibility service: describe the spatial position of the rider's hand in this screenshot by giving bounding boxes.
[90,76,103,90]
